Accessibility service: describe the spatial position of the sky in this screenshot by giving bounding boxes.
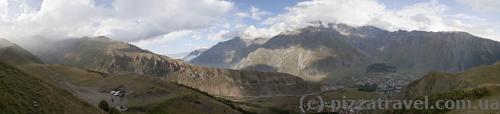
[0,0,499,58]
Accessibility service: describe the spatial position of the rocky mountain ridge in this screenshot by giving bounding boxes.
[190,23,500,81]
[31,37,312,97]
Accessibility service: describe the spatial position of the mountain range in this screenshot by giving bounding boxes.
[28,36,311,97]
[0,37,311,113]
[189,23,500,82]
[3,23,500,114]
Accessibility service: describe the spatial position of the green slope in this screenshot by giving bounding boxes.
[0,40,43,65]
[17,64,243,114]
[406,62,500,97]
[0,62,104,114]
[402,61,500,114]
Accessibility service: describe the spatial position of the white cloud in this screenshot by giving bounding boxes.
[0,0,234,42]
[237,6,270,21]
[0,0,7,21]
[242,24,288,38]
[456,0,500,12]
[207,29,230,40]
[374,1,449,31]
[131,30,194,48]
[242,0,500,41]
[242,0,388,39]
[129,30,199,56]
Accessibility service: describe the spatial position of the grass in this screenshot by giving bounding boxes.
[0,45,43,65]
[0,62,104,114]
[402,62,500,114]
[394,86,492,114]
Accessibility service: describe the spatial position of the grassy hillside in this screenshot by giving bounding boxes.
[403,61,500,114]
[406,62,500,97]
[0,43,43,65]
[0,62,104,114]
[17,64,244,114]
[396,86,492,114]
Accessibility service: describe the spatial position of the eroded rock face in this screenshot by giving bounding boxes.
[168,66,309,97]
[33,37,311,97]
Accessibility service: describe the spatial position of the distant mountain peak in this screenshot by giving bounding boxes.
[182,48,209,62]
[95,35,112,40]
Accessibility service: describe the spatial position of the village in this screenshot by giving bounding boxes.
[321,71,424,96]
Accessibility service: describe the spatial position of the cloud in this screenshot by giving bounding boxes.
[2,0,499,55]
[241,0,389,39]
[242,0,500,41]
[0,0,233,42]
[131,30,194,48]
[130,28,229,56]
[456,0,500,12]
[237,6,270,21]
[207,29,230,40]
[0,0,7,21]
[129,30,199,56]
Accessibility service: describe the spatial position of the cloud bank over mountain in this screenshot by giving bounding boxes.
[0,0,499,56]
[0,0,233,41]
[242,0,500,41]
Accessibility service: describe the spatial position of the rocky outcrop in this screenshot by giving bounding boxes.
[168,66,308,96]
[33,37,312,97]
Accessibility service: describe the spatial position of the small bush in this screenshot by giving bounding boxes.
[98,100,110,111]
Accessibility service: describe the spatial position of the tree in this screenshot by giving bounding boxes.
[98,100,110,112]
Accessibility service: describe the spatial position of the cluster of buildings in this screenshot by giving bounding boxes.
[320,72,423,96]
[356,72,422,95]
